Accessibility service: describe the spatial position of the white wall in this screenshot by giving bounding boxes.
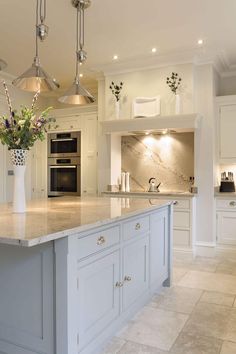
[105,63,194,120]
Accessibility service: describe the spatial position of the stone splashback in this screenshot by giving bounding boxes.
[121,133,194,192]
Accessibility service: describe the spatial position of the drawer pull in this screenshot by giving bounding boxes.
[97,236,106,245]
[173,201,178,205]
[115,281,123,288]
[135,223,141,230]
[229,201,236,206]
[124,275,132,282]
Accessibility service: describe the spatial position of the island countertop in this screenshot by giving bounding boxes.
[0,196,171,247]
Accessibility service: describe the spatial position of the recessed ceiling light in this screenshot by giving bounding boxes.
[198,39,204,45]
[79,73,83,78]
[162,129,168,135]
[151,48,157,53]
[145,132,150,135]
[113,55,118,60]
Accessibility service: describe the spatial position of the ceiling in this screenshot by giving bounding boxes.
[1,0,236,93]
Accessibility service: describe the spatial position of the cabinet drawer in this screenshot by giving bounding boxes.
[216,199,236,209]
[77,226,120,259]
[173,199,190,210]
[123,215,149,241]
[173,211,190,228]
[174,229,190,247]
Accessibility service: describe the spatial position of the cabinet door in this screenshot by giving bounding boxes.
[217,212,236,245]
[78,251,120,351]
[150,208,169,287]
[31,140,47,199]
[219,105,236,160]
[122,236,149,311]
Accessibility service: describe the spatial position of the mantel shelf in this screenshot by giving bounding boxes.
[101,113,201,135]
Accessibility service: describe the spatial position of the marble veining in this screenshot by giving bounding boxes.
[0,196,170,247]
[121,133,194,192]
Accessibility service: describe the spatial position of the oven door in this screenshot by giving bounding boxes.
[48,132,81,158]
[48,158,81,196]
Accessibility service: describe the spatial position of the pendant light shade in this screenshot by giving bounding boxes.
[12,58,59,92]
[58,0,95,105]
[0,59,7,71]
[58,80,94,105]
[13,0,59,92]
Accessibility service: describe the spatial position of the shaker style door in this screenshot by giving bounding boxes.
[77,251,120,351]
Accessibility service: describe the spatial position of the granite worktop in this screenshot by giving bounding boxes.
[0,196,171,247]
[103,191,196,198]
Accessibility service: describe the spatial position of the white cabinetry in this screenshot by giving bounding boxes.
[49,111,98,195]
[216,198,236,245]
[216,96,236,163]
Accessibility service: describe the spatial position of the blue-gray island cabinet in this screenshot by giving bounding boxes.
[0,197,173,354]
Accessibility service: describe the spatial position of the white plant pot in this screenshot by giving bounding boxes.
[115,100,120,119]
[13,165,26,213]
[175,94,181,114]
[10,149,28,214]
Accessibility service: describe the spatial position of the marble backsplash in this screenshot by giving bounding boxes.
[121,133,194,192]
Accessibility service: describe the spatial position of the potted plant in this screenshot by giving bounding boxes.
[0,81,52,213]
[109,81,124,119]
[166,72,182,114]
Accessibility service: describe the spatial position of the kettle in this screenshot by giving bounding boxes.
[148,177,161,192]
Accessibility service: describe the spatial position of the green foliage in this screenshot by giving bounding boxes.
[166,72,182,94]
[0,106,53,150]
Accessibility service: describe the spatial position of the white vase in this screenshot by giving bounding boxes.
[115,100,120,119]
[10,149,28,213]
[175,94,181,114]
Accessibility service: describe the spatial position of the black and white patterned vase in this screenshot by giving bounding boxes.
[10,149,28,166]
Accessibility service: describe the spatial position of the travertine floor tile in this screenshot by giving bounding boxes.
[118,341,167,354]
[183,302,231,339]
[200,291,235,307]
[174,256,219,273]
[170,332,222,354]
[222,309,236,342]
[220,341,236,354]
[179,271,236,294]
[118,306,188,351]
[101,337,126,354]
[216,260,236,275]
[150,286,202,314]
[172,267,189,284]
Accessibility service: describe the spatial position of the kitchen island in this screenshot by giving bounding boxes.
[0,196,173,354]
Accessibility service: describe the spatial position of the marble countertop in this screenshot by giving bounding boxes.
[0,196,171,247]
[215,192,236,198]
[103,191,196,198]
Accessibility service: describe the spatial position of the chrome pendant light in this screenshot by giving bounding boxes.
[12,0,59,92]
[58,0,95,105]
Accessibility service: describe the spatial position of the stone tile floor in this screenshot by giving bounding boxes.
[101,253,236,354]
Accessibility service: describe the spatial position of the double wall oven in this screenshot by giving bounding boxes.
[48,132,81,197]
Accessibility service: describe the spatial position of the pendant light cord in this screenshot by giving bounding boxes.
[40,0,46,23]
[75,6,79,80]
[35,0,39,58]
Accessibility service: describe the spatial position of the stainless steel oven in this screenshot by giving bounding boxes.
[48,131,81,158]
[48,157,81,197]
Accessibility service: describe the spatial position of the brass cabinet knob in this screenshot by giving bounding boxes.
[135,223,141,230]
[97,236,106,245]
[124,275,132,282]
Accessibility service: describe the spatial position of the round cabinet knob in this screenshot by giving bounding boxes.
[97,236,106,245]
[229,201,236,206]
[115,281,123,288]
[135,223,141,230]
[124,275,132,282]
